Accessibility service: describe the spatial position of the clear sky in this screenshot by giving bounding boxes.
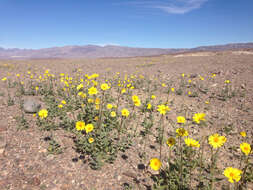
[1,0,253,49]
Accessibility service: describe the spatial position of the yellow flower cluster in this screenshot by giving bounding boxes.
[75,121,94,133]
[132,95,141,107]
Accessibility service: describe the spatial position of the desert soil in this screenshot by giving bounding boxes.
[0,50,252,190]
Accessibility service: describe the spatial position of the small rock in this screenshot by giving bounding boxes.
[23,98,41,113]
[0,148,4,155]
[211,83,218,88]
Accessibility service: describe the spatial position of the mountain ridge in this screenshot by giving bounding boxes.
[0,42,253,59]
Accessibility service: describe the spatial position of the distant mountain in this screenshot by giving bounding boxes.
[0,43,253,59]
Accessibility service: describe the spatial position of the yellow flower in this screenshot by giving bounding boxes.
[171,88,175,92]
[205,101,209,104]
[240,143,251,156]
[61,100,66,105]
[240,131,246,137]
[225,80,230,84]
[76,121,85,131]
[208,134,226,149]
[107,104,113,109]
[88,137,94,144]
[16,74,20,77]
[176,128,188,137]
[199,76,204,81]
[110,111,116,117]
[58,104,63,108]
[147,103,152,110]
[184,138,200,148]
[177,116,186,124]
[88,98,94,103]
[38,109,48,119]
[35,86,39,91]
[85,124,94,133]
[161,83,166,87]
[151,95,156,99]
[224,167,242,183]
[121,88,126,94]
[188,91,192,95]
[157,104,170,115]
[166,137,176,147]
[88,86,98,95]
[121,108,130,117]
[192,113,206,124]
[181,73,185,77]
[149,158,162,171]
[132,95,139,102]
[101,83,110,90]
[95,98,100,105]
[127,83,131,88]
[133,99,141,107]
[1,77,7,81]
[188,79,192,83]
[78,92,87,99]
[76,83,84,90]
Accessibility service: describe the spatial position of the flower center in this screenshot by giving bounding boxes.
[214,137,219,143]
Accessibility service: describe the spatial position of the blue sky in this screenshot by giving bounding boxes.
[1,0,253,49]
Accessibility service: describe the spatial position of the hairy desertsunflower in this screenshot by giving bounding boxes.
[133,99,141,107]
[149,158,162,171]
[147,103,152,110]
[38,109,48,119]
[61,100,66,105]
[224,167,242,183]
[110,111,116,117]
[176,128,188,137]
[166,137,176,147]
[58,104,63,108]
[151,95,156,99]
[101,83,110,90]
[171,88,175,92]
[1,77,7,81]
[240,143,251,156]
[76,83,84,91]
[88,137,94,144]
[184,138,200,148]
[107,104,113,109]
[85,124,94,133]
[157,104,170,115]
[121,108,130,117]
[208,134,226,149]
[177,116,186,124]
[121,88,126,94]
[76,121,85,131]
[225,80,230,84]
[95,98,100,105]
[88,86,97,95]
[132,95,139,102]
[240,131,246,137]
[193,113,206,124]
